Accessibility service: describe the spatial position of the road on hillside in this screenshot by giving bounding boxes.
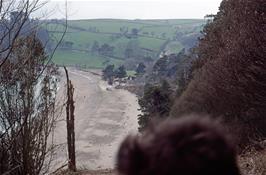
[51,68,139,170]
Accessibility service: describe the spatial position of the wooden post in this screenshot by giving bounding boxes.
[64,66,76,172]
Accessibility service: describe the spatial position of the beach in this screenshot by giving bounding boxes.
[51,68,139,171]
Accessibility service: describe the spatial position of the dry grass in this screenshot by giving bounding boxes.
[54,169,116,175]
[238,144,266,175]
[80,169,116,175]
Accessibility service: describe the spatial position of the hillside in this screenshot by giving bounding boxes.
[45,19,205,69]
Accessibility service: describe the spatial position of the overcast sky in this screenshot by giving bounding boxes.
[37,0,222,20]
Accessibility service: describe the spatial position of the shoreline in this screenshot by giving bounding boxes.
[51,68,140,171]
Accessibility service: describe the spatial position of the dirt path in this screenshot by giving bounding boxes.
[52,68,139,171]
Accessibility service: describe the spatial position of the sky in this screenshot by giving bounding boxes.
[37,0,222,20]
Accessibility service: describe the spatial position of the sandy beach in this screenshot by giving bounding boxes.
[51,68,140,171]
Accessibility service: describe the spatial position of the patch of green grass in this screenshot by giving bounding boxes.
[166,41,183,54]
[138,37,165,51]
[44,23,78,33]
[69,19,144,33]
[127,70,136,77]
[52,50,122,69]
[51,31,112,49]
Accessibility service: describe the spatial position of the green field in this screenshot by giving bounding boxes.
[53,50,123,68]
[46,19,205,70]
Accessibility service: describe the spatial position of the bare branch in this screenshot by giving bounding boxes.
[36,0,68,80]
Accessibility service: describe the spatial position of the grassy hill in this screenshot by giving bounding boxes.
[46,19,205,69]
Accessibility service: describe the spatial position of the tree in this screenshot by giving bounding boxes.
[153,55,168,76]
[138,80,173,131]
[98,43,114,56]
[131,28,139,37]
[135,62,146,75]
[102,64,115,84]
[91,41,99,54]
[0,1,67,174]
[0,35,60,174]
[114,65,127,79]
[171,0,266,147]
[176,69,188,97]
[0,4,32,68]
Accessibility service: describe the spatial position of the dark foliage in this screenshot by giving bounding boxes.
[135,62,146,75]
[171,0,266,147]
[115,65,127,79]
[102,64,115,82]
[131,28,139,37]
[138,80,173,131]
[153,55,168,77]
[98,43,115,56]
[91,40,100,54]
[102,65,127,84]
[145,49,192,87]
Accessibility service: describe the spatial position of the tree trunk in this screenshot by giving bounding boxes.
[64,66,76,172]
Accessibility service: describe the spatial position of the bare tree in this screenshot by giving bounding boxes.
[0,0,68,76]
[0,0,68,174]
[0,0,44,68]
[0,35,60,174]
